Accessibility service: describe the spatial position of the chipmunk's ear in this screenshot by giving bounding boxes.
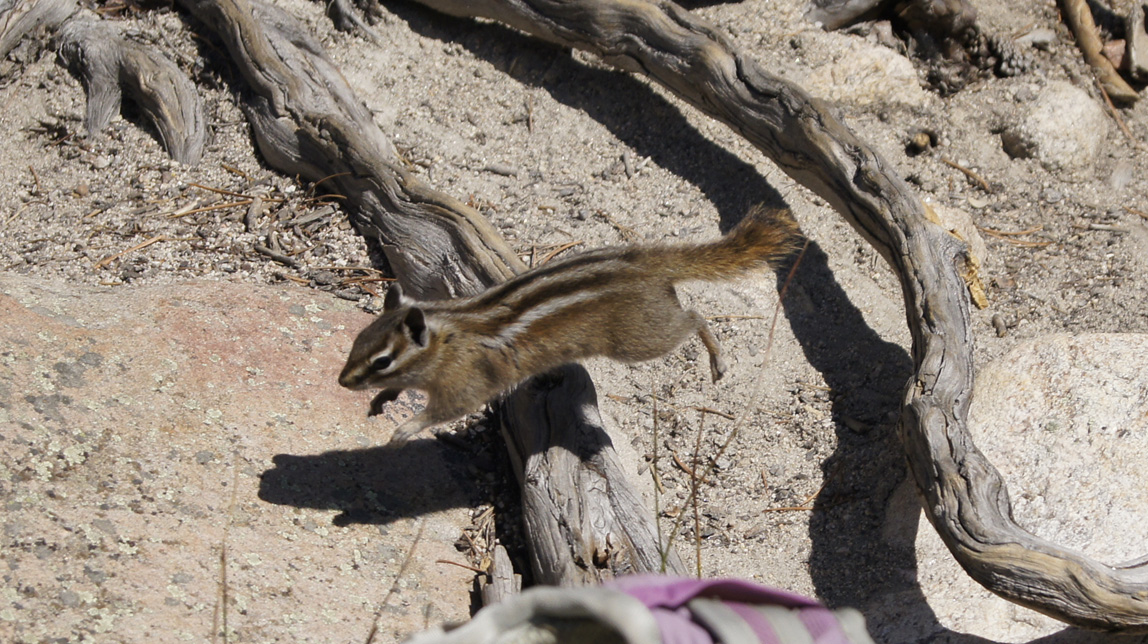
[404,307,428,347]
[384,284,405,311]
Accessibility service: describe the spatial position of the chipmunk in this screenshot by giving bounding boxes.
[339,206,798,443]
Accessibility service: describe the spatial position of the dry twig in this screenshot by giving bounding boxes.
[941,157,992,193]
[93,234,168,270]
[1059,0,1139,104]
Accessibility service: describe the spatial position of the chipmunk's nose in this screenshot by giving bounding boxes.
[338,367,359,389]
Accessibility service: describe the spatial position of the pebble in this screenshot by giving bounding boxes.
[1001,82,1109,173]
[1016,28,1057,51]
[312,270,339,286]
[1108,160,1134,191]
[991,314,1008,337]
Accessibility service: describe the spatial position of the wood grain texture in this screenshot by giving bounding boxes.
[500,365,686,584]
[54,11,206,164]
[410,0,1148,630]
[0,0,75,61]
[1059,0,1139,105]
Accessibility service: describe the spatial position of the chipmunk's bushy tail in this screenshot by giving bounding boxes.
[659,206,800,282]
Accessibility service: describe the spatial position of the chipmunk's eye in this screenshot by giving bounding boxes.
[370,355,393,371]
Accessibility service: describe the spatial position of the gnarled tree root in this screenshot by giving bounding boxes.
[54,11,206,164]
[0,0,75,61]
[410,0,1148,631]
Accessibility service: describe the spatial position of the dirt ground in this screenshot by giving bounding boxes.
[1,0,1146,641]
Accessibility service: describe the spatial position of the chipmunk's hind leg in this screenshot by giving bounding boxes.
[388,411,432,444]
[686,310,727,382]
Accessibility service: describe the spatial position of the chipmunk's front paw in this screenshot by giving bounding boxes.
[368,388,402,416]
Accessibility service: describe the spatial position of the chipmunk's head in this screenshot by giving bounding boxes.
[339,284,432,390]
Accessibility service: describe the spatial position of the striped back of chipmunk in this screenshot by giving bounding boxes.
[436,247,646,341]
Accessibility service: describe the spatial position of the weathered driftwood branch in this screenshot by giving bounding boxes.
[805,0,978,39]
[500,365,683,583]
[174,0,685,584]
[481,545,522,605]
[411,0,1148,630]
[0,0,75,62]
[54,11,206,164]
[1058,0,1140,105]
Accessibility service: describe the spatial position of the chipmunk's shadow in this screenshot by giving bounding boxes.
[258,439,477,526]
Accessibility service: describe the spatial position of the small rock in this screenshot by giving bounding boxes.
[1108,159,1135,191]
[1000,81,1109,173]
[991,313,1008,337]
[803,35,932,108]
[311,270,339,286]
[1016,27,1057,51]
[483,163,517,177]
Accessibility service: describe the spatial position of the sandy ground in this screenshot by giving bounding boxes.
[1,0,1147,641]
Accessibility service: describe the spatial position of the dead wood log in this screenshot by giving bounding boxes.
[500,365,681,583]
[481,544,522,605]
[54,11,206,164]
[0,0,75,62]
[805,0,977,39]
[1059,0,1140,105]
[174,0,685,585]
[411,0,1148,631]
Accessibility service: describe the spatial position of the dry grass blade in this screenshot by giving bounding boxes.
[538,240,584,265]
[691,406,735,420]
[221,163,250,180]
[4,200,48,225]
[93,234,168,270]
[1096,80,1140,147]
[977,225,1055,248]
[435,559,487,574]
[596,210,639,241]
[167,199,254,218]
[212,461,241,643]
[942,157,992,193]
